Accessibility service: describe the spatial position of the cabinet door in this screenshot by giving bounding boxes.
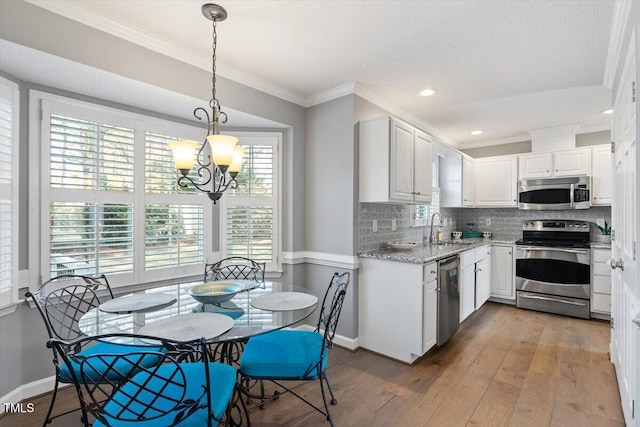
[475,256,491,308]
[462,156,475,206]
[553,148,592,176]
[459,263,476,322]
[413,130,432,203]
[518,152,552,179]
[422,280,437,354]
[490,245,515,299]
[475,156,518,207]
[592,145,613,205]
[390,119,414,202]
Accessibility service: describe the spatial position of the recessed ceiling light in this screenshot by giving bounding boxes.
[601,109,613,115]
[470,130,483,135]
[419,88,436,97]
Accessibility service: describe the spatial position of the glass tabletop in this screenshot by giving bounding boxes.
[78,281,318,343]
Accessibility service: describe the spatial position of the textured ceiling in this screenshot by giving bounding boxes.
[23,0,615,147]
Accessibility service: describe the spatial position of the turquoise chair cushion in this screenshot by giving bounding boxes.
[239,330,327,379]
[93,362,236,427]
[58,341,164,383]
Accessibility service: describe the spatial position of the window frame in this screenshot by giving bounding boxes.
[219,132,282,273]
[0,77,20,308]
[29,91,213,289]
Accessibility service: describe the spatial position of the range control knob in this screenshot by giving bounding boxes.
[582,224,587,228]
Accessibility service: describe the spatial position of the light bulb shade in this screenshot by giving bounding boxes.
[228,145,245,173]
[167,140,198,171]
[207,134,238,167]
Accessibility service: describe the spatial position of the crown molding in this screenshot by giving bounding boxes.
[24,0,306,106]
[604,0,633,89]
[305,82,357,107]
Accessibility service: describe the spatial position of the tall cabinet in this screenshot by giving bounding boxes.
[360,117,432,204]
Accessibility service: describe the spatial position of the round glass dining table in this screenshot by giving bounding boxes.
[78,281,319,344]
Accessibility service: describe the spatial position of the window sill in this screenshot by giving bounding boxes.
[0,300,22,317]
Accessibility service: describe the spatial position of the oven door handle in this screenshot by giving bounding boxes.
[518,247,590,255]
[519,293,588,307]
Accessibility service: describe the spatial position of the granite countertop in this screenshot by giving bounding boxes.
[359,239,612,264]
[358,238,517,264]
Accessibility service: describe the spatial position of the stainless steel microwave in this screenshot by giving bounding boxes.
[518,176,590,210]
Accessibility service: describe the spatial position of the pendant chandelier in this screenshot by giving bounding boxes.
[168,3,244,204]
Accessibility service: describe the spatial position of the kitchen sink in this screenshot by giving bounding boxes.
[429,241,473,246]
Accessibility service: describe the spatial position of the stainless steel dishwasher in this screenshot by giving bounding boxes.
[437,255,460,346]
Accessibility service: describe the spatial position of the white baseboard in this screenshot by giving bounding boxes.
[294,324,359,351]
[0,376,56,414]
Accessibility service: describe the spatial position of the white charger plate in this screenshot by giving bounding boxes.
[138,313,234,342]
[250,292,318,312]
[99,293,177,314]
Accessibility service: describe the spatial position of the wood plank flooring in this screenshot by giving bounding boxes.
[1,302,624,427]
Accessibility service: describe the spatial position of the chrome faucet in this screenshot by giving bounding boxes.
[429,212,441,243]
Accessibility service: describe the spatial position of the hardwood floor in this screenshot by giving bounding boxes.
[1,303,624,427]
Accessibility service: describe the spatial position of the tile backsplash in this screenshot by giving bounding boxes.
[358,203,612,252]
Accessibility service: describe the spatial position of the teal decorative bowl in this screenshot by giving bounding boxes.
[187,282,244,305]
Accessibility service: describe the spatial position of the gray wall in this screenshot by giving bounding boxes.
[0,0,309,399]
[462,130,611,159]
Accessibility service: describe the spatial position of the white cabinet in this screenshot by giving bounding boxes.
[490,245,515,300]
[475,155,518,207]
[462,155,475,206]
[553,148,592,176]
[360,117,432,204]
[459,250,476,322]
[474,246,491,308]
[440,154,475,208]
[518,148,592,179]
[592,145,613,206]
[422,275,438,354]
[591,248,611,315]
[518,152,552,178]
[359,258,437,364]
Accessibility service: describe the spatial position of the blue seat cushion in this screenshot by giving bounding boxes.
[93,362,236,427]
[58,341,164,383]
[239,330,327,380]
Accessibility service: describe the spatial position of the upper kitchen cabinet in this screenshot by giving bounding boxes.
[360,117,432,204]
[518,148,592,179]
[462,155,475,207]
[474,155,518,207]
[440,152,475,208]
[518,152,552,178]
[591,144,612,206]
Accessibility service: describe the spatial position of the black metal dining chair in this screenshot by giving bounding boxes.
[25,274,157,426]
[204,256,266,283]
[48,333,238,427]
[238,272,350,426]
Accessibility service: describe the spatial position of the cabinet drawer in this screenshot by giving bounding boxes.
[475,246,489,260]
[592,275,611,294]
[593,262,611,277]
[460,250,475,268]
[423,262,437,283]
[592,293,611,314]
[592,249,611,263]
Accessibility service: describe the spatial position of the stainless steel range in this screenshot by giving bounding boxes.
[515,220,591,319]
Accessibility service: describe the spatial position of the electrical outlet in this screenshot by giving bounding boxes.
[372,220,377,233]
[486,218,491,226]
[392,219,397,231]
[597,218,605,227]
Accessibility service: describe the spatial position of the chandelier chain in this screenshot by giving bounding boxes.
[211,17,218,109]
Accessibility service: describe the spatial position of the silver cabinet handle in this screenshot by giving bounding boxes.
[430,270,436,274]
[609,259,618,270]
[617,259,624,271]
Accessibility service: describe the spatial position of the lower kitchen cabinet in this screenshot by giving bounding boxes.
[359,258,437,364]
[459,250,476,322]
[475,246,491,308]
[591,248,612,315]
[422,278,437,354]
[490,245,515,300]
